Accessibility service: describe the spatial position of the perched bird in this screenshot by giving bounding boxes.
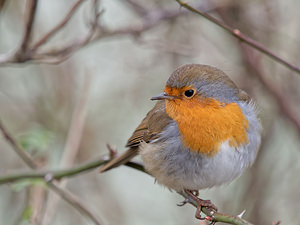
[100,64,262,217]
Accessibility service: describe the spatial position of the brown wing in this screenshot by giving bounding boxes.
[99,101,172,173]
[126,101,171,147]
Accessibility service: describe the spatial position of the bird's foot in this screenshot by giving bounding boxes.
[184,189,217,221]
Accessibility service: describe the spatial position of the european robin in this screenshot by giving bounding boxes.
[100,64,262,218]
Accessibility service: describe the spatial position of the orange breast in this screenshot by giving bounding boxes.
[165,96,249,156]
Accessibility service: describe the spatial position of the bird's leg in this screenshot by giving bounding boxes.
[178,190,199,206]
[185,190,218,220]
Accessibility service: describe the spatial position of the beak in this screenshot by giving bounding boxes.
[151,92,174,101]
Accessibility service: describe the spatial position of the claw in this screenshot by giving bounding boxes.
[177,198,190,207]
[184,189,218,220]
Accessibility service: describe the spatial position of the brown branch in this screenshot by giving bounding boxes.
[0,119,37,169]
[0,119,102,225]
[0,0,94,65]
[241,46,300,136]
[0,1,214,65]
[47,182,102,225]
[31,0,86,51]
[175,0,300,75]
[24,0,99,64]
[18,0,38,55]
[214,3,300,143]
[31,21,98,64]
[95,3,212,39]
[27,1,187,64]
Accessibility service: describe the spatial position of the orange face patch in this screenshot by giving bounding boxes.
[164,86,249,156]
[164,86,194,98]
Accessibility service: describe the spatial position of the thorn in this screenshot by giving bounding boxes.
[44,173,53,182]
[237,209,246,218]
[233,29,241,35]
[106,143,117,159]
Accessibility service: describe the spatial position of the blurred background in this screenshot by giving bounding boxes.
[0,0,300,224]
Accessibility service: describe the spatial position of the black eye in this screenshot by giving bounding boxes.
[184,89,195,98]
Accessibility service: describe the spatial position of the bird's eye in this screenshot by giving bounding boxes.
[184,89,195,98]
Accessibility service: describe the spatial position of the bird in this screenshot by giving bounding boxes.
[99,64,262,218]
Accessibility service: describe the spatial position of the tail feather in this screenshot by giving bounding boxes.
[99,148,139,173]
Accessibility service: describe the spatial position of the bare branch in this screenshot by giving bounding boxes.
[0,0,39,64]
[0,1,214,65]
[95,3,206,38]
[0,158,108,185]
[0,119,102,225]
[23,0,99,64]
[31,20,98,64]
[18,0,38,55]
[0,119,37,169]
[47,182,102,225]
[175,0,300,75]
[241,46,300,136]
[0,0,93,65]
[31,0,86,51]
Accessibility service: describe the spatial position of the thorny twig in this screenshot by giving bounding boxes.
[175,0,300,75]
[214,2,300,141]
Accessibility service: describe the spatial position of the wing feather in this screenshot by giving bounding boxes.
[100,101,171,173]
